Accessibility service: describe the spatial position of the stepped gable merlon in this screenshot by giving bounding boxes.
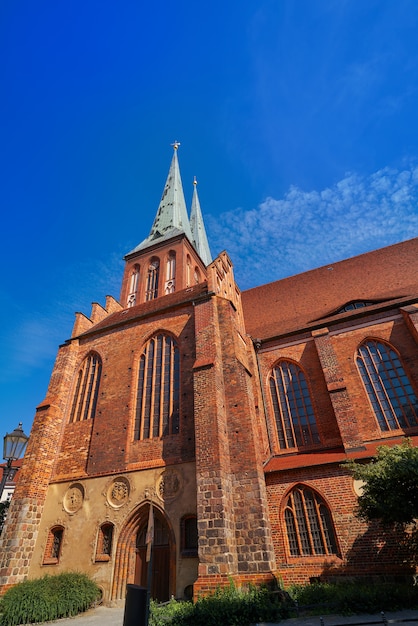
[242,237,418,341]
[74,282,209,338]
[71,311,94,337]
[208,251,241,304]
[71,297,123,338]
[105,294,124,314]
[90,301,108,324]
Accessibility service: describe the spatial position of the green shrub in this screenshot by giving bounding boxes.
[288,580,418,616]
[0,572,101,626]
[150,598,194,626]
[149,581,290,626]
[150,579,418,625]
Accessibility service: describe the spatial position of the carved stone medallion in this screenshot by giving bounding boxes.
[63,483,84,514]
[353,479,365,497]
[107,476,130,508]
[157,469,182,501]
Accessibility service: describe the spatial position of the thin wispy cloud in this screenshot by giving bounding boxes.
[209,163,418,290]
[4,165,418,386]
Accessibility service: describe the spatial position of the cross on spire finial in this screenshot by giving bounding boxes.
[171,140,181,150]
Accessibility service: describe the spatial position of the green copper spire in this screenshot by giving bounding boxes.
[190,177,212,266]
[127,142,193,255]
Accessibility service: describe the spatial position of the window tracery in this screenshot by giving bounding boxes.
[165,252,176,294]
[127,264,140,307]
[284,485,339,557]
[134,334,180,439]
[357,339,418,431]
[145,258,160,301]
[269,360,320,449]
[69,353,102,422]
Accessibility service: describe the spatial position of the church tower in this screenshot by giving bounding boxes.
[0,145,276,602]
[2,142,418,602]
[120,143,212,308]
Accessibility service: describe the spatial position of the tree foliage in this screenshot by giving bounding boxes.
[0,500,10,534]
[346,439,418,527]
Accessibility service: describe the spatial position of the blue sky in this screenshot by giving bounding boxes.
[1,0,418,439]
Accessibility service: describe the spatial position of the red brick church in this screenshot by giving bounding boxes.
[1,145,418,603]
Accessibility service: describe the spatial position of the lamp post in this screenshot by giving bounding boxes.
[0,423,29,501]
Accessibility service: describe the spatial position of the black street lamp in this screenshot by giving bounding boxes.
[0,423,29,501]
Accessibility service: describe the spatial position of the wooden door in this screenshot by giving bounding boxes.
[134,515,170,601]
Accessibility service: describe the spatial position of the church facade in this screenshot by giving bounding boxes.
[1,146,418,603]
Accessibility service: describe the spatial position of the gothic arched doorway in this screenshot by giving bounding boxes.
[135,514,170,601]
[111,502,175,603]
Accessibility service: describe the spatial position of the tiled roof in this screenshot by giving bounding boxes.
[241,237,418,340]
[264,436,418,473]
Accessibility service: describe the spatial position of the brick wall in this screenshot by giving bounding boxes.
[2,237,417,596]
[121,236,208,307]
[257,307,418,585]
[266,463,415,585]
[193,294,277,592]
[0,340,78,590]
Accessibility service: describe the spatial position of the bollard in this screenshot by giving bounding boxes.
[381,611,388,625]
[123,584,147,626]
[320,617,324,626]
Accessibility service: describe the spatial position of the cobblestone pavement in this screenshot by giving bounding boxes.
[49,606,124,626]
[47,604,418,626]
[258,608,418,626]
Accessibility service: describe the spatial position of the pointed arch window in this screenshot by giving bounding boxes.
[95,523,114,561]
[146,258,160,301]
[165,252,176,294]
[69,353,102,422]
[134,334,180,440]
[194,267,201,284]
[43,526,64,564]
[356,339,418,431]
[181,515,198,557]
[127,264,140,307]
[269,361,320,449]
[284,485,339,557]
[186,255,192,287]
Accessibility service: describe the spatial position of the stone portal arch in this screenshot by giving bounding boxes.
[111,502,175,602]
